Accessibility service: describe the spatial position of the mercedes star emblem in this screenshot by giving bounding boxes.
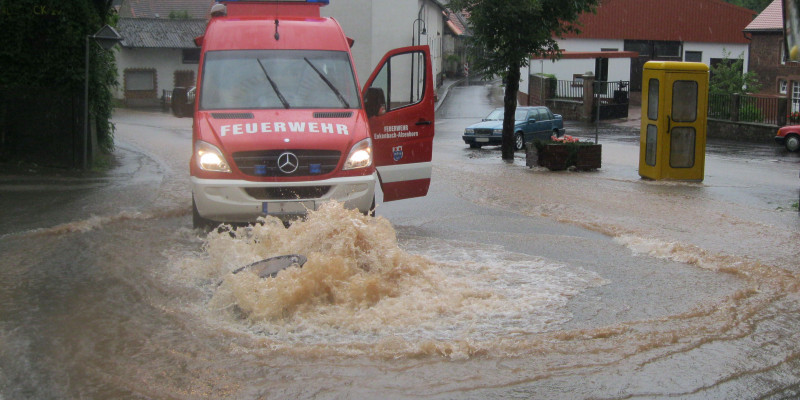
[277,152,299,174]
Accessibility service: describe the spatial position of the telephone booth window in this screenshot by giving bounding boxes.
[672,81,698,122]
[647,79,659,120]
[670,127,696,168]
[646,124,658,166]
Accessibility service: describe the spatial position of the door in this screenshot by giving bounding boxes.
[663,72,707,180]
[363,46,435,202]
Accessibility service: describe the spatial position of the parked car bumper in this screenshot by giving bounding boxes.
[463,134,502,146]
[774,135,787,146]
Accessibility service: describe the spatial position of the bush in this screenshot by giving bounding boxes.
[0,1,118,153]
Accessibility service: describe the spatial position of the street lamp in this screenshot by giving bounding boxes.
[84,24,123,169]
[412,18,427,46]
[411,18,427,103]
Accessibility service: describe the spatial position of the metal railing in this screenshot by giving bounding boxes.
[553,80,583,100]
[708,93,785,126]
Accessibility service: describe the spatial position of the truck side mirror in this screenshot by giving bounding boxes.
[364,87,386,118]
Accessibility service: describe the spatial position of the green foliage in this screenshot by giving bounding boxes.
[720,0,773,12]
[448,0,600,160]
[0,0,118,153]
[709,49,761,97]
[449,0,600,79]
[738,103,765,123]
[169,10,191,20]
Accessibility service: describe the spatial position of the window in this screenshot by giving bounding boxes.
[645,124,658,166]
[182,48,200,64]
[792,81,800,113]
[647,79,659,120]
[670,127,696,168]
[780,79,788,94]
[199,49,360,110]
[672,80,698,122]
[125,69,156,91]
[572,74,584,87]
[685,51,702,62]
[537,108,549,121]
[654,41,682,58]
[369,51,426,111]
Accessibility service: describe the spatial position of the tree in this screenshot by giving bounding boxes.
[721,0,773,13]
[0,1,118,156]
[709,50,761,96]
[448,0,600,160]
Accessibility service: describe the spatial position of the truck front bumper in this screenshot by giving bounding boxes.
[192,173,376,223]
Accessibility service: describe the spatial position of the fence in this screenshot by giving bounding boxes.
[708,93,786,126]
[553,79,583,100]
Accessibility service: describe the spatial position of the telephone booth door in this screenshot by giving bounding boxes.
[639,61,709,181]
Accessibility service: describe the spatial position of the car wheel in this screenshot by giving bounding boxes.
[786,134,800,152]
[514,132,524,150]
[469,143,482,149]
[192,196,216,231]
[553,129,561,138]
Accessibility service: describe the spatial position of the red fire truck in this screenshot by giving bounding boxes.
[189,0,435,228]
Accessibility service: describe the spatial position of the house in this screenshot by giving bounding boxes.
[521,0,758,103]
[744,0,800,111]
[114,0,462,107]
[322,0,453,89]
[442,9,470,79]
[114,0,214,107]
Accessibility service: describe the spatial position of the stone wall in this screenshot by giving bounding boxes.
[546,99,583,121]
[707,119,777,144]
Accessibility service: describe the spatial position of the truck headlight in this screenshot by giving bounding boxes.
[195,140,231,173]
[343,138,372,170]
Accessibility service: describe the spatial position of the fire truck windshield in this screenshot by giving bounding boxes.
[199,50,360,110]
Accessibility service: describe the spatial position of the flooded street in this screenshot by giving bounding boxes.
[1,81,800,399]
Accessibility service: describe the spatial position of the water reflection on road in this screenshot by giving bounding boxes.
[1,81,799,399]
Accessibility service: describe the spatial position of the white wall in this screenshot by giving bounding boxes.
[557,38,625,53]
[114,48,198,100]
[519,38,752,96]
[682,42,750,72]
[521,57,632,97]
[323,0,444,88]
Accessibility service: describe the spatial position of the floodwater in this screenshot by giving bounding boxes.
[1,82,800,399]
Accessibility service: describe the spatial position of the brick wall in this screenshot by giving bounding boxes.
[749,32,800,96]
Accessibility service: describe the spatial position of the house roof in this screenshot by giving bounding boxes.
[744,0,782,31]
[119,0,216,19]
[117,18,207,49]
[444,10,469,36]
[562,0,757,44]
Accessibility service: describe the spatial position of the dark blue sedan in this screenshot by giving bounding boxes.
[462,106,564,149]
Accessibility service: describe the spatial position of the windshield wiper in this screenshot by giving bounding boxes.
[256,59,290,109]
[304,58,350,108]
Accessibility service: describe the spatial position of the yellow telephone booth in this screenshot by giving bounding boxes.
[639,61,709,181]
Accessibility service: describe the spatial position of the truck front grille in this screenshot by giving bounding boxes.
[232,149,341,177]
[245,186,331,200]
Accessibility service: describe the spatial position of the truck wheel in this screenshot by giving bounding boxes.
[363,196,376,217]
[192,197,216,230]
[514,132,524,150]
[786,134,800,152]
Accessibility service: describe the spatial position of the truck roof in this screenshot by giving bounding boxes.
[202,14,349,52]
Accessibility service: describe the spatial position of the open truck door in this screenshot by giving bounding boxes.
[363,46,435,202]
